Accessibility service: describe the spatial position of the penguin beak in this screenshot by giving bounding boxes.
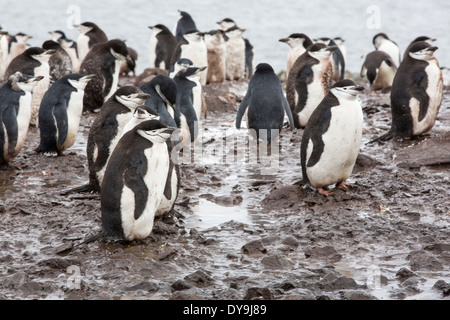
[327,46,338,52]
[427,46,438,52]
[137,93,151,100]
[81,74,95,82]
[126,54,134,64]
[353,85,365,92]
[279,38,288,43]
[45,49,56,55]
[33,76,44,82]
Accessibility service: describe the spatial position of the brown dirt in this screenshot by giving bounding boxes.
[0,77,449,300]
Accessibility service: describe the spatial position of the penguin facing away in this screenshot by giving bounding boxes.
[373,33,401,68]
[204,30,227,83]
[0,72,43,166]
[100,119,176,241]
[360,50,397,92]
[403,36,436,61]
[36,74,93,155]
[300,79,364,196]
[373,41,443,141]
[224,26,246,81]
[148,24,177,71]
[236,63,294,143]
[74,22,108,63]
[42,40,73,83]
[175,10,197,42]
[86,86,151,192]
[314,37,345,81]
[279,33,313,77]
[286,43,336,128]
[80,39,131,112]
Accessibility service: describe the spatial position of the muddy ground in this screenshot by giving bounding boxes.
[0,75,449,301]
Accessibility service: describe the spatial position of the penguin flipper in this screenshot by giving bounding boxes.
[411,70,430,121]
[235,90,251,129]
[294,66,314,114]
[281,95,295,130]
[124,156,149,220]
[3,106,18,155]
[54,100,69,150]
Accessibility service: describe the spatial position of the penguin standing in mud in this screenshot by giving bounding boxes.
[286,43,336,128]
[0,72,43,167]
[4,47,55,126]
[314,37,345,81]
[204,29,227,83]
[74,22,108,63]
[173,66,206,144]
[148,24,178,71]
[279,33,313,77]
[360,50,397,92]
[42,40,73,83]
[175,10,197,42]
[98,119,176,241]
[235,63,294,143]
[171,30,208,86]
[80,39,132,112]
[86,86,151,192]
[372,41,443,141]
[35,74,93,156]
[300,79,364,196]
[373,33,401,68]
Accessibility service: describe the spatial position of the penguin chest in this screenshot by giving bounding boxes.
[226,39,246,79]
[77,34,90,63]
[411,61,443,135]
[13,92,32,157]
[372,61,396,90]
[287,47,305,75]
[148,35,158,68]
[60,90,85,152]
[378,43,400,67]
[120,143,170,240]
[103,59,122,102]
[192,85,202,121]
[306,102,363,188]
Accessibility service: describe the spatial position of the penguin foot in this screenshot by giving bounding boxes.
[337,181,350,191]
[317,187,333,197]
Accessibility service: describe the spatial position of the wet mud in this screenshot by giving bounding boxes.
[0,77,449,300]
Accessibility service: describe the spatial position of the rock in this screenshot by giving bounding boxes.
[244,287,274,300]
[328,276,359,291]
[343,290,377,300]
[261,254,291,270]
[184,270,214,288]
[241,240,267,255]
[395,267,418,281]
[171,279,192,291]
[304,246,342,262]
[407,250,443,271]
[125,280,158,292]
[282,236,299,247]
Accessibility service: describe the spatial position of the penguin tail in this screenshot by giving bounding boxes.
[76,232,103,247]
[60,183,97,195]
[293,179,307,186]
[367,130,394,144]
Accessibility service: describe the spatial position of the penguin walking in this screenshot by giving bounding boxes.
[74,22,108,63]
[171,30,208,86]
[7,32,32,65]
[173,66,206,144]
[235,63,294,142]
[175,10,197,42]
[97,119,176,241]
[224,26,246,81]
[279,33,313,77]
[360,50,397,92]
[86,86,151,192]
[79,39,132,112]
[204,30,227,83]
[35,74,93,155]
[148,24,177,71]
[4,47,55,126]
[286,43,336,128]
[373,33,401,68]
[0,72,43,167]
[42,40,73,83]
[314,37,345,81]
[300,79,364,196]
[372,41,443,141]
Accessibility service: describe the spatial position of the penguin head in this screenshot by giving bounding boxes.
[150,74,177,107]
[279,33,312,49]
[373,33,391,49]
[115,86,151,110]
[204,30,226,45]
[171,58,194,77]
[135,120,177,144]
[412,36,436,45]
[314,37,332,46]
[14,32,32,44]
[132,105,160,121]
[67,74,94,91]
[333,37,345,46]
[308,43,337,60]
[217,18,236,31]
[225,26,245,38]
[255,63,275,74]
[74,22,96,35]
[25,47,55,63]
[408,41,438,61]
[183,29,204,42]
[49,30,66,42]
[42,40,61,51]
[10,72,43,93]
[108,39,131,63]
[59,39,74,49]
[330,79,364,101]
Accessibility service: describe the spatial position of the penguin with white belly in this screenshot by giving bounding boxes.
[0,72,43,167]
[279,33,313,77]
[80,39,132,112]
[204,29,227,83]
[224,26,246,81]
[314,37,345,81]
[372,41,443,141]
[286,43,336,128]
[86,86,151,192]
[7,32,32,65]
[403,36,436,61]
[4,47,55,126]
[300,79,364,196]
[35,74,93,156]
[360,50,397,92]
[74,22,108,63]
[148,24,177,71]
[100,119,176,241]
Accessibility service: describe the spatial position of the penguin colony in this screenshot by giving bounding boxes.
[0,11,446,242]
